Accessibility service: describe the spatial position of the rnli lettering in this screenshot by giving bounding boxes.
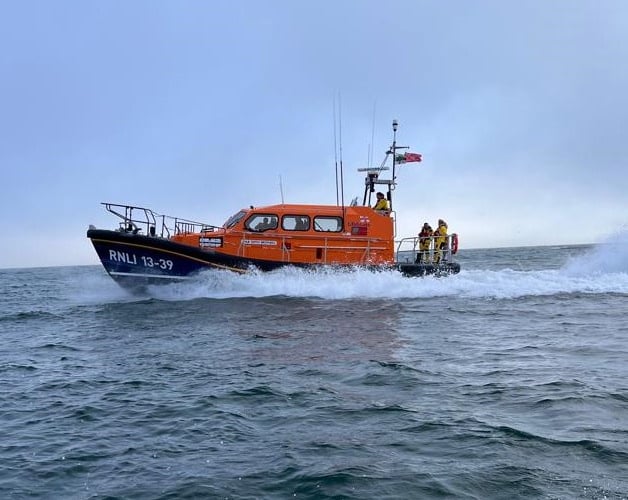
[109,250,137,264]
[108,250,174,270]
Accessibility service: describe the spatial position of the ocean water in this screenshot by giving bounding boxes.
[1,239,627,499]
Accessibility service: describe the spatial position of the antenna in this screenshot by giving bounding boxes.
[368,101,376,167]
[338,93,345,210]
[279,174,285,204]
[333,97,339,206]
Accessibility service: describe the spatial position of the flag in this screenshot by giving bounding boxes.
[395,152,423,164]
[404,152,422,163]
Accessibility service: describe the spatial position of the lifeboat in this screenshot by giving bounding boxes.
[87,121,460,289]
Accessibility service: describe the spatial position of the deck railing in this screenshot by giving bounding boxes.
[102,203,219,239]
[395,234,458,265]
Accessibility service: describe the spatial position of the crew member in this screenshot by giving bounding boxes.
[416,222,433,263]
[255,217,271,231]
[433,219,448,264]
[373,192,389,212]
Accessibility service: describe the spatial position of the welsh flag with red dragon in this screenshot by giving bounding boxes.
[395,152,422,163]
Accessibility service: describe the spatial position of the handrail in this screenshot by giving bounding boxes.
[101,202,219,239]
[395,234,458,265]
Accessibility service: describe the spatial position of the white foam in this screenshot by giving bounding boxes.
[75,232,628,303]
[66,268,136,305]
[145,263,628,302]
[563,230,628,276]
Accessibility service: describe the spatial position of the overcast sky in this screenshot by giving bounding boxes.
[1,0,627,268]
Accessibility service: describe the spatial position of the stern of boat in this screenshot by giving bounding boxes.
[395,234,461,277]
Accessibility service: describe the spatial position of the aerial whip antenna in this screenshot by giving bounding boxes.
[368,100,376,166]
[333,97,339,206]
[338,93,345,210]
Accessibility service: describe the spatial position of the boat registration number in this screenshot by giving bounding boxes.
[108,250,174,270]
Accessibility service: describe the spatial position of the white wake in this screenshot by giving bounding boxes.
[79,232,628,303]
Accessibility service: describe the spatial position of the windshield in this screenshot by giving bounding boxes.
[223,210,246,229]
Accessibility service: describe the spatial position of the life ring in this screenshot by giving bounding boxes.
[451,233,459,255]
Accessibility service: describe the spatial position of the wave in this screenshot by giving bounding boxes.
[563,230,628,276]
[137,234,628,301]
[0,310,63,323]
[142,263,628,302]
[66,236,628,303]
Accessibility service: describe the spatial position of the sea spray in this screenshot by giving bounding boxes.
[563,229,628,276]
[144,264,628,302]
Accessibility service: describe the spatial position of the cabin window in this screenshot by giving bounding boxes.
[245,214,278,232]
[224,210,246,229]
[313,216,342,232]
[282,215,310,231]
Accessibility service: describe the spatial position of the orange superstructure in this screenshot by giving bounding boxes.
[170,204,395,266]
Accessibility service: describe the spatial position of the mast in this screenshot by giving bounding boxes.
[387,118,409,211]
[390,119,397,211]
[359,118,408,210]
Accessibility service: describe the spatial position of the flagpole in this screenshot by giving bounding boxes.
[391,119,398,212]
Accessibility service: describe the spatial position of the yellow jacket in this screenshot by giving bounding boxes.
[373,199,389,211]
[435,222,448,246]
